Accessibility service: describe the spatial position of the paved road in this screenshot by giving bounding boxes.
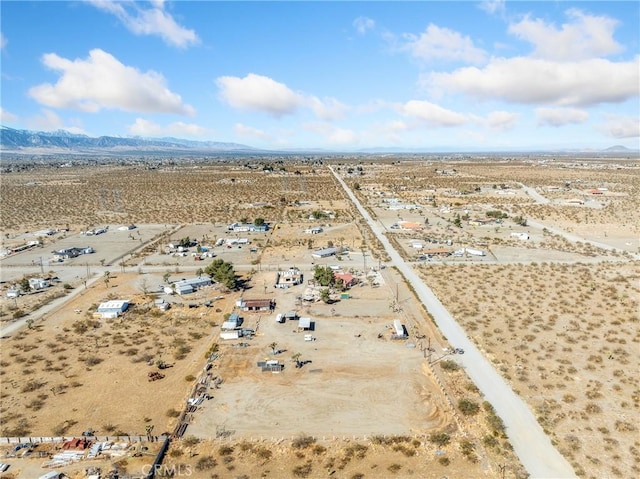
[330,167,576,479]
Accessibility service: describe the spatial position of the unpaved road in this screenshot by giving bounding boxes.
[331,167,576,479]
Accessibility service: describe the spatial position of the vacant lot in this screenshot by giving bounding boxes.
[419,261,640,479]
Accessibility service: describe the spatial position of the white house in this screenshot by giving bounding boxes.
[510,232,530,240]
[312,247,337,259]
[29,278,51,290]
[96,300,129,319]
[166,277,212,295]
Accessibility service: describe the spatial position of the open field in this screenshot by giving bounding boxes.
[419,261,640,479]
[1,157,638,478]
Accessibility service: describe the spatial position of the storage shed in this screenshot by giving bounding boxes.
[298,317,313,331]
[96,300,129,319]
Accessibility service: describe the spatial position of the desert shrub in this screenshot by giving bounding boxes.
[482,435,499,448]
[218,445,234,456]
[255,446,272,460]
[166,408,181,418]
[458,398,480,416]
[21,379,45,393]
[428,432,451,447]
[84,356,103,367]
[169,448,183,457]
[439,360,460,371]
[52,419,77,436]
[392,444,415,457]
[196,455,217,470]
[185,375,196,382]
[292,435,316,449]
[438,456,450,466]
[102,423,117,433]
[387,463,402,473]
[344,443,367,459]
[1,418,31,437]
[460,439,477,462]
[312,444,326,455]
[292,461,313,478]
[351,474,365,479]
[182,435,200,447]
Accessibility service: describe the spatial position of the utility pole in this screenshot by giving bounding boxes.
[39,257,44,275]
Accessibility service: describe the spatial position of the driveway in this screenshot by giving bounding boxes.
[330,166,576,479]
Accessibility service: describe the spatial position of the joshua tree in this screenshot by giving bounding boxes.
[269,342,278,355]
[291,352,302,368]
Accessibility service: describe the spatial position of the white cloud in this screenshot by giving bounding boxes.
[400,100,468,127]
[426,56,639,107]
[217,73,349,121]
[307,96,349,121]
[29,49,195,115]
[234,123,271,141]
[479,0,505,16]
[0,107,17,123]
[600,114,640,139]
[509,9,622,61]
[0,32,7,51]
[89,0,198,48]
[486,110,518,131]
[25,108,85,134]
[217,73,304,117]
[127,118,209,136]
[402,24,487,64]
[353,16,375,35]
[304,122,358,145]
[536,107,589,127]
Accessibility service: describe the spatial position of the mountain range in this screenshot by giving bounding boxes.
[1,126,637,156]
[0,127,258,153]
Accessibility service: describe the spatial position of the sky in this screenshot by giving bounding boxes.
[1,0,639,151]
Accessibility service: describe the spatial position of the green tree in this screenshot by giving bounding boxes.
[19,277,31,293]
[254,218,265,226]
[269,342,278,354]
[453,214,462,228]
[313,265,335,287]
[178,237,191,247]
[204,259,237,289]
[163,272,171,284]
[319,288,331,303]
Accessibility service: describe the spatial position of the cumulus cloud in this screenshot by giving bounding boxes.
[127,118,209,136]
[89,0,198,48]
[304,122,358,145]
[0,107,17,123]
[508,9,622,61]
[307,96,349,121]
[353,16,375,35]
[234,123,271,141]
[600,114,640,139]
[29,49,195,115]
[217,73,348,121]
[26,108,85,134]
[536,107,589,127]
[402,24,487,64]
[486,110,518,131]
[400,100,468,127]
[217,73,304,117]
[426,56,640,107]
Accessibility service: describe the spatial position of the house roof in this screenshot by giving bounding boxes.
[97,300,129,311]
[334,272,356,285]
[243,299,273,308]
[299,317,311,328]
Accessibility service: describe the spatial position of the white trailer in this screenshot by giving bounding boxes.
[465,248,486,256]
[220,331,242,340]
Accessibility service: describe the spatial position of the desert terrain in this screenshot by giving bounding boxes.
[0,156,637,479]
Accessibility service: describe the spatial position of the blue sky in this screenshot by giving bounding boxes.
[1,0,639,151]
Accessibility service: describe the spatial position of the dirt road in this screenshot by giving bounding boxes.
[330,166,576,479]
